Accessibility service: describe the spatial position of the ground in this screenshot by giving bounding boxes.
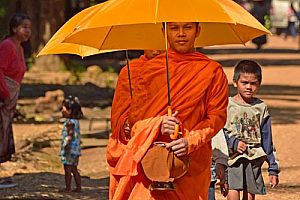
[0,35,300,200]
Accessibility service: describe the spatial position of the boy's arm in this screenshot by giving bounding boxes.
[261,115,280,176]
[224,128,248,155]
[224,128,239,153]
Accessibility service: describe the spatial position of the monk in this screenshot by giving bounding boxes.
[107,22,229,200]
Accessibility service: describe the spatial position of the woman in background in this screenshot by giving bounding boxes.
[0,13,31,188]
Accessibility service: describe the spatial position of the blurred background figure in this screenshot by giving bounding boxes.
[270,0,300,37]
[291,2,300,50]
[239,0,252,12]
[284,3,298,39]
[251,0,271,50]
[0,12,31,188]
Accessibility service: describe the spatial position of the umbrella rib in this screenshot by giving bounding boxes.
[213,0,236,24]
[98,26,113,50]
[125,50,133,98]
[228,24,246,45]
[155,0,159,22]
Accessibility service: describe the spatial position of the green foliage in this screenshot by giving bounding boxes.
[105,73,116,89]
[264,15,271,30]
[63,60,85,72]
[0,0,9,39]
[0,7,6,17]
[25,57,34,70]
[89,0,97,6]
[89,0,107,6]
[0,0,8,15]
[106,66,115,73]
[63,60,87,83]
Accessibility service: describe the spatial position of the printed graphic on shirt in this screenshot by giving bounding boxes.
[231,111,261,144]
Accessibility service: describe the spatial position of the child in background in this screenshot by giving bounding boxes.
[59,96,83,193]
[225,60,279,200]
[209,130,229,200]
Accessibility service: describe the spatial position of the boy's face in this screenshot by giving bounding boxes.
[233,73,260,103]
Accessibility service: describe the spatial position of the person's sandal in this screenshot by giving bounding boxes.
[58,188,71,193]
[0,178,18,189]
[72,188,82,193]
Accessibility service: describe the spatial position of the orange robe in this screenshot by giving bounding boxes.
[107,50,228,200]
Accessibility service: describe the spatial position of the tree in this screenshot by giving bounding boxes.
[0,0,109,71]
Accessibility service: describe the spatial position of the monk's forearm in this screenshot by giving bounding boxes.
[187,127,215,154]
[187,116,226,154]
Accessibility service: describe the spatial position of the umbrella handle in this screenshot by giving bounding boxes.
[167,106,180,140]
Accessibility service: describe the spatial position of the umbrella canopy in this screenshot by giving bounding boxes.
[62,0,271,50]
[37,2,118,58]
[39,0,271,140]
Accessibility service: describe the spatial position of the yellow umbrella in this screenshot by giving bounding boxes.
[37,1,118,58]
[60,0,271,140]
[45,0,271,139]
[62,0,271,50]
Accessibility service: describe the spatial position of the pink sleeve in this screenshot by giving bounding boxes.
[0,41,13,99]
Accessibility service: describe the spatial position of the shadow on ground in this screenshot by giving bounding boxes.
[202,48,300,55]
[201,48,300,67]
[17,82,300,125]
[229,84,300,124]
[218,58,300,67]
[228,84,300,98]
[81,130,110,140]
[19,82,114,108]
[0,172,109,200]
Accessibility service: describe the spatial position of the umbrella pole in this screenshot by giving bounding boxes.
[164,22,180,140]
[125,50,133,98]
[164,22,171,107]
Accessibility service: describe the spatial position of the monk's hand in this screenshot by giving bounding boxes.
[123,120,131,139]
[161,111,179,135]
[165,138,188,157]
[237,141,247,153]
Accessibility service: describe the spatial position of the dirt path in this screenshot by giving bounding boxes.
[0,35,300,199]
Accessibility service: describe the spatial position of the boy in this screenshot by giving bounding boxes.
[225,60,279,200]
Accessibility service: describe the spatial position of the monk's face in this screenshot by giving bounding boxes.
[164,22,200,54]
